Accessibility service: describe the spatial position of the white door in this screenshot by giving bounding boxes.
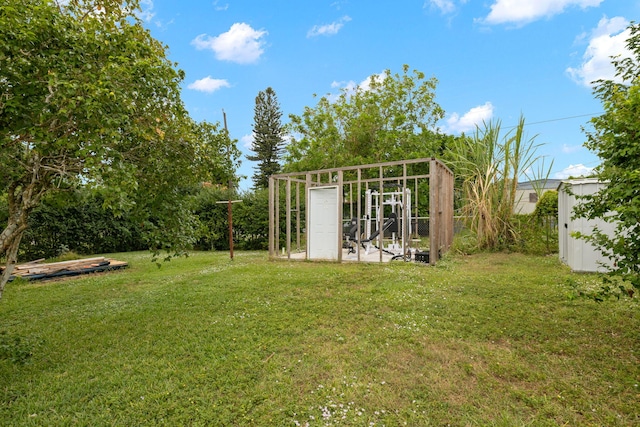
[558,184,570,264]
[308,186,339,260]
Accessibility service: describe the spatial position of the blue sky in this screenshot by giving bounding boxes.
[138,0,639,190]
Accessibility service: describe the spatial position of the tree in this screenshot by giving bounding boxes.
[192,120,241,186]
[247,87,285,189]
[18,189,146,260]
[234,188,270,250]
[532,189,559,255]
[0,0,234,298]
[284,65,446,172]
[574,22,640,291]
[192,185,232,251]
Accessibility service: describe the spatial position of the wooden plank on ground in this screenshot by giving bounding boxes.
[6,257,127,281]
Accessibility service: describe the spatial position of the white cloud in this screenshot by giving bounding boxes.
[482,0,603,26]
[554,163,595,179]
[566,16,632,87]
[187,76,230,93]
[213,0,228,11]
[330,72,387,98]
[241,134,254,150]
[445,102,494,134]
[307,16,352,38]
[136,0,174,29]
[358,72,387,92]
[426,0,456,14]
[192,23,267,64]
[562,144,582,154]
[138,0,155,22]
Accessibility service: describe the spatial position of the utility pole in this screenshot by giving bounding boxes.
[216,195,242,260]
[218,110,242,260]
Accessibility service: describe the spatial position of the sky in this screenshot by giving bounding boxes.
[137,0,639,190]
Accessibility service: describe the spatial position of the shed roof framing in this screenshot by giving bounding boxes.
[268,157,454,265]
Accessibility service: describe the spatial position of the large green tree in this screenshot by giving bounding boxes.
[284,65,446,172]
[574,22,640,290]
[247,87,285,189]
[0,0,234,297]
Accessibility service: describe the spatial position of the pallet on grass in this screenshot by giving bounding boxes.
[1,257,128,281]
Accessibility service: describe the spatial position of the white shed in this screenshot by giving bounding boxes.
[558,179,616,273]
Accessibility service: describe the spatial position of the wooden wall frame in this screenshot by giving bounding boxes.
[268,158,454,265]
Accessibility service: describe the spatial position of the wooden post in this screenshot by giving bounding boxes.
[216,200,243,260]
[379,165,384,263]
[286,178,291,258]
[402,163,408,259]
[337,170,344,262]
[429,158,438,265]
[228,197,233,259]
[305,173,312,259]
[296,182,301,252]
[275,179,280,256]
[444,165,454,250]
[357,168,362,262]
[414,177,419,239]
[268,177,274,257]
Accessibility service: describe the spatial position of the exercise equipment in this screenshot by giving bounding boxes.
[343,186,413,260]
[344,213,397,255]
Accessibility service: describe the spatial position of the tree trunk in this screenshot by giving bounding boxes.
[0,191,33,300]
[0,230,24,300]
[0,220,26,256]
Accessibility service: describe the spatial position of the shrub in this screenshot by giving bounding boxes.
[19,190,146,260]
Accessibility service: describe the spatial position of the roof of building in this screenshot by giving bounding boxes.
[517,179,563,191]
[557,177,605,190]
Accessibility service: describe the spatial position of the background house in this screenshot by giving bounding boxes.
[514,179,562,214]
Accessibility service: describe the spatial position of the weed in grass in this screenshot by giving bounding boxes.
[0,330,38,364]
[564,274,636,301]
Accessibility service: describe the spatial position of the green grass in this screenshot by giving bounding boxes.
[1,251,638,426]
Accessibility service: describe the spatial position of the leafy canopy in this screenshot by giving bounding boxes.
[575,22,640,290]
[0,0,237,296]
[284,65,446,172]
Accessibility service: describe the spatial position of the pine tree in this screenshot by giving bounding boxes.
[247,87,285,189]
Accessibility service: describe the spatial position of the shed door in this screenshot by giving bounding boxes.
[558,185,570,264]
[308,186,339,260]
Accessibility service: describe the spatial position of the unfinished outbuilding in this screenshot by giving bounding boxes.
[268,158,454,264]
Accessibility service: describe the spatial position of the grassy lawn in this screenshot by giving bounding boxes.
[1,251,638,426]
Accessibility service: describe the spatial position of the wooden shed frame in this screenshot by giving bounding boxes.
[268,158,454,265]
